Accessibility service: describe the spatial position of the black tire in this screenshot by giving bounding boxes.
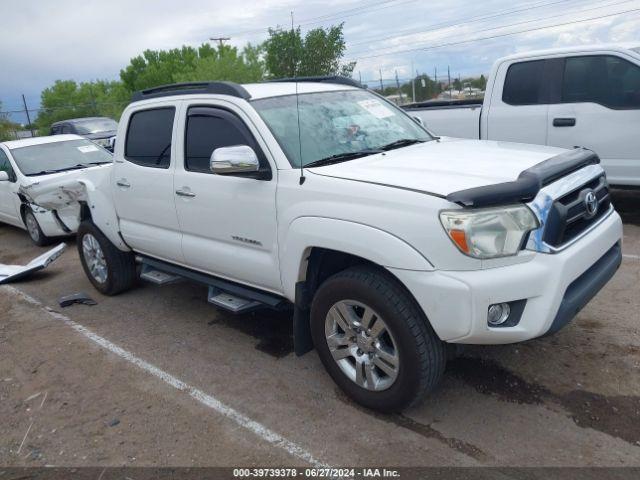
[77,221,137,295]
[23,207,52,247]
[310,266,446,412]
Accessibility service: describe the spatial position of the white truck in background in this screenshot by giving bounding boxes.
[405,44,640,187]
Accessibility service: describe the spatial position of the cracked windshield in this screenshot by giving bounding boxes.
[253,89,432,167]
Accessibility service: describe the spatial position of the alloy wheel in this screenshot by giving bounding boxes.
[324,300,400,391]
[82,233,108,284]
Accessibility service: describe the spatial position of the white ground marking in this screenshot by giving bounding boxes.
[4,285,328,468]
[16,421,33,455]
[622,254,640,260]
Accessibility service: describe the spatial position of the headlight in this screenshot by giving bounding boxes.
[439,204,539,259]
[93,138,110,147]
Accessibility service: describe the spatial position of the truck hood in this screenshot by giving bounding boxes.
[308,138,567,197]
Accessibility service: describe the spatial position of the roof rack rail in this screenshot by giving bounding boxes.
[131,82,251,102]
[265,76,364,89]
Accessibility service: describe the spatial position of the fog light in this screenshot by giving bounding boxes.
[488,303,511,326]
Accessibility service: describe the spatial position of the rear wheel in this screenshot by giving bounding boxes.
[77,221,137,295]
[23,208,52,247]
[310,266,446,412]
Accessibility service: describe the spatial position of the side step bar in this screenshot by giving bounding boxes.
[207,287,263,314]
[140,264,182,285]
[136,255,287,314]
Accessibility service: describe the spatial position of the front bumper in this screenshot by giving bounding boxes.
[389,210,623,344]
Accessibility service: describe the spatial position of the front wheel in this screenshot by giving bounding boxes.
[310,266,446,412]
[23,207,52,247]
[77,221,137,295]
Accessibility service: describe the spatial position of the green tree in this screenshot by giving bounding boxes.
[36,80,129,132]
[0,101,15,141]
[470,74,487,90]
[174,44,265,84]
[398,75,442,102]
[264,23,355,78]
[120,45,203,92]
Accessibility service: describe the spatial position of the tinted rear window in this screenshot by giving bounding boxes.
[125,108,175,168]
[502,60,545,105]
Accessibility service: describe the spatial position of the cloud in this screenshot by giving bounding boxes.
[1,0,639,119]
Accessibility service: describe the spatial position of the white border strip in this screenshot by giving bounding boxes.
[4,285,328,468]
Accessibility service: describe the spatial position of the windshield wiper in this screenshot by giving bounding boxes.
[379,139,425,151]
[26,170,61,176]
[26,163,106,176]
[304,149,383,169]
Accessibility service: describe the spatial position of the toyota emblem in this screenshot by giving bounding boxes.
[584,191,598,217]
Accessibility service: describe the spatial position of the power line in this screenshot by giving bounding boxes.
[348,5,640,60]
[297,0,400,24]
[348,0,578,47]
[348,0,636,56]
[217,0,418,38]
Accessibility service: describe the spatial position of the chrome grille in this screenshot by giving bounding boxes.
[542,175,610,248]
[526,164,612,254]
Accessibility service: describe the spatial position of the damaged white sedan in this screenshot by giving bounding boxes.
[0,135,112,245]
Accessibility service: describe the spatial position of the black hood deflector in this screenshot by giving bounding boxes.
[446,148,600,208]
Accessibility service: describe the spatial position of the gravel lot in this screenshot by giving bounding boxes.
[0,190,638,468]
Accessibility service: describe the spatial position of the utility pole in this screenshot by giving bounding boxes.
[379,69,384,93]
[209,37,230,48]
[395,70,403,104]
[434,67,438,98]
[448,65,452,98]
[21,94,34,137]
[411,61,416,103]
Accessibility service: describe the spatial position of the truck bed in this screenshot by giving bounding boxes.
[403,100,482,139]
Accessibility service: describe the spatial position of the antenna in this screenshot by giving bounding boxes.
[291,11,305,185]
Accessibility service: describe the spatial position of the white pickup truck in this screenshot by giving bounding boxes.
[25,78,623,412]
[405,44,640,187]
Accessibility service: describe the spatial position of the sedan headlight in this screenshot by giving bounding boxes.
[439,204,539,259]
[93,138,110,147]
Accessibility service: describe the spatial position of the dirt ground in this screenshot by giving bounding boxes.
[0,190,638,469]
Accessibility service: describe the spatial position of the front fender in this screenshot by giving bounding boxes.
[18,167,129,251]
[280,216,434,300]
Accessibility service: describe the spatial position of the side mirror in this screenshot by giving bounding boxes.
[0,171,9,182]
[413,116,424,127]
[210,145,260,175]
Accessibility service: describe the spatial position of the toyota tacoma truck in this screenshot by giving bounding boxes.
[405,44,640,187]
[24,78,623,412]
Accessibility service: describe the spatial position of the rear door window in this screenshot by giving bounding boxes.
[502,60,546,105]
[562,55,640,109]
[125,107,175,168]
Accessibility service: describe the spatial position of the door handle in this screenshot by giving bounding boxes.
[116,179,131,188]
[553,117,576,127]
[175,189,196,198]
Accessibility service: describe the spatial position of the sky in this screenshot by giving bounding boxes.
[1,0,639,122]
